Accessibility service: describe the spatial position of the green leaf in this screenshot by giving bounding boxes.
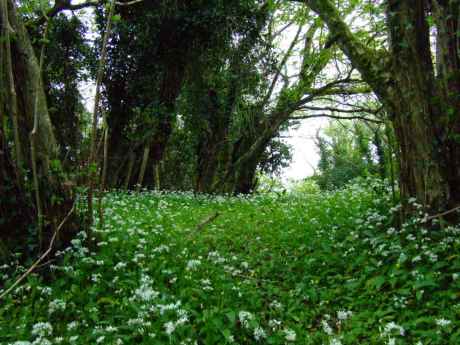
[368,275,386,290]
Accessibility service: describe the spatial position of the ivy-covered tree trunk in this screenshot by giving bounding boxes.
[195,86,234,193]
[0,0,77,258]
[386,0,459,213]
[303,0,460,218]
[149,54,187,169]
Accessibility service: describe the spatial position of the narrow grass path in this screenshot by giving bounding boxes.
[1,180,459,344]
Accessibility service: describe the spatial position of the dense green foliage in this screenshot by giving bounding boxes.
[43,14,93,167]
[313,121,395,190]
[1,180,459,344]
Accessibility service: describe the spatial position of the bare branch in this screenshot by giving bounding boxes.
[0,199,77,301]
[297,105,382,115]
[32,0,143,26]
[290,113,383,124]
[272,21,294,38]
[261,23,303,109]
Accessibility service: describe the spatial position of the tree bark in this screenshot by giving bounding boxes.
[137,144,150,190]
[302,0,460,218]
[0,0,78,258]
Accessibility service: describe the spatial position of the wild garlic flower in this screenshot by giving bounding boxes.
[253,326,266,341]
[31,322,53,337]
[48,299,66,315]
[337,310,352,321]
[321,320,333,335]
[330,338,342,345]
[186,259,201,270]
[238,311,254,329]
[435,318,451,327]
[383,322,405,336]
[164,321,176,335]
[283,328,296,341]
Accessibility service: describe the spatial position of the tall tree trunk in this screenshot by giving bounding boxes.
[386,0,445,210]
[137,144,150,190]
[195,88,232,193]
[123,152,135,189]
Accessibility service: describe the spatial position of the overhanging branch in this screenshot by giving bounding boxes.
[290,113,383,124]
[31,0,143,26]
[297,105,383,115]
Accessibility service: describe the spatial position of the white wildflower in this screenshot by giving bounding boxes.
[32,322,53,337]
[134,285,159,302]
[330,338,342,345]
[105,326,117,332]
[269,300,283,310]
[253,326,266,341]
[435,318,451,327]
[39,287,52,296]
[156,301,182,315]
[268,319,282,330]
[321,320,333,335]
[48,299,66,314]
[164,321,176,335]
[238,311,253,329]
[383,322,405,336]
[283,328,296,341]
[406,234,416,241]
[114,262,127,270]
[337,310,352,321]
[67,321,78,331]
[186,259,201,270]
[31,338,52,345]
[387,227,396,235]
[428,252,438,262]
[412,255,422,263]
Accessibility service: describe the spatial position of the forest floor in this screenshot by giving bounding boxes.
[1,179,459,345]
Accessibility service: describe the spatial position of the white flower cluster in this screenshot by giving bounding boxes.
[435,318,451,327]
[253,326,266,341]
[186,259,201,270]
[163,309,189,336]
[382,321,405,336]
[48,299,66,315]
[322,319,334,335]
[132,275,159,302]
[269,300,283,310]
[238,311,254,329]
[31,322,53,337]
[283,328,296,341]
[337,310,352,321]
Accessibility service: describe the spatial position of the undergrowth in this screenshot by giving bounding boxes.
[1,179,459,344]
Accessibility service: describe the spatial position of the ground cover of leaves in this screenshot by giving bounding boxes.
[1,180,459,344]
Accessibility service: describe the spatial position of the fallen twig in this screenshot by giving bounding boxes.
[195,212,220,232]
[424,205,460,222]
